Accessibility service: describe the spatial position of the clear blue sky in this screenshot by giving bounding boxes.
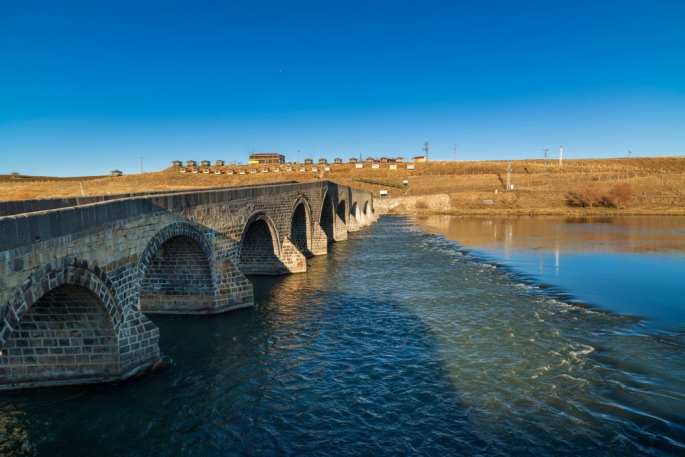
[1,0,683,176]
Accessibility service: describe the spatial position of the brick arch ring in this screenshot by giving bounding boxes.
[138,222,215,291]
[0,262,124,348]
[291,194,313,220]
[239,211,282,258]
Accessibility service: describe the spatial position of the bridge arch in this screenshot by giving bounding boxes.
[139,222,216,314]
[291,195,313,257]
[239,212,284,275]
[0,264,127,389]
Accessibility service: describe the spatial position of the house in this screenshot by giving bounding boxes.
[200,160,211,167]
[396,157,404,163]
[412,156,428,163]
[110,170,123,177]
[334,158,343,164]
[249,153,285,165]
[318,158,328,164]
[304,158,314,165]
[365,157,375,162]
[349,157,358,163]
[172,160,182,167]
[215,160,225,166]
[379,157,389,163]
[186,160,197,167]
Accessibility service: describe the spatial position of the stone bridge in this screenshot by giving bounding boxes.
[0,181,375,390]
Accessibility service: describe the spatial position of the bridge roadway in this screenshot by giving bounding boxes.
[0,181,375,390]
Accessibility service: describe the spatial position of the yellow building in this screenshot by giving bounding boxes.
[249,153,285,165]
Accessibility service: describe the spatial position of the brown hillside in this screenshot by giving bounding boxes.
[1,156,684,215]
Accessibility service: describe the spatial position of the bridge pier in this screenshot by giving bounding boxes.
[310,222,329,256]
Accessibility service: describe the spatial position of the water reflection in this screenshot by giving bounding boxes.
[417,215,685,254]
[416,215,685,334]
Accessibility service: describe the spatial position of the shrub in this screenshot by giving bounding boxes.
[603,183,635,208]
[567,182,605,208]
[567,182,635,208]
[414,199,429,210]
[11,190,38,200]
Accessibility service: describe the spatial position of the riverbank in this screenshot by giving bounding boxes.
[373,193,685,217]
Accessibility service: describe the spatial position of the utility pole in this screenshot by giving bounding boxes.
[628,150,632,158]
[543,148,549,173]
[140,157,144,173]
[453,143,457,161]
[423,142,429,161]
[506,161,512,190]
[559,145,563,168]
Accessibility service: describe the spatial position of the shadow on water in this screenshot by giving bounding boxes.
[0,257,484,455]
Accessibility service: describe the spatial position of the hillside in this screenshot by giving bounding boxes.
[1,156,684,215]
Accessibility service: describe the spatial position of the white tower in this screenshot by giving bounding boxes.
[559,145,563,168]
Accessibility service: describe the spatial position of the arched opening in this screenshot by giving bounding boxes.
[363,201,370,217]
[291,202,312,257]
[351,202,359,221]
[1,285,118,386]
[336,200,347,224]
[240,218,282,275]
[140,235,214,299]
[320,195,335,243]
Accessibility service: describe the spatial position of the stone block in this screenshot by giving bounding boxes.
[0,217,17,251]
[71,207,86,233]
[48,211,61,239]
[15,216,31,246]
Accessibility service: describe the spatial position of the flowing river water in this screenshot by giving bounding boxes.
[1,215,684,456]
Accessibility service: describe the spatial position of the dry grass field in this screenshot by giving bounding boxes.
[2,156,684,215]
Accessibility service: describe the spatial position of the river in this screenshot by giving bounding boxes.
[1,215,684,456]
